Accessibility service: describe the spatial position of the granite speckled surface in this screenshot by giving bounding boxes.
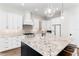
[22,34,71,56]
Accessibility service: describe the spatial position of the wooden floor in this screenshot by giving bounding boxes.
[77,48,79,56]
[0,48,21,56]
[0,48,79,56]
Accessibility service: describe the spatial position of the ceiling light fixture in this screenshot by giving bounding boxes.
[61,2,64,19]
[44,8,55,17]
[44,3,58,18]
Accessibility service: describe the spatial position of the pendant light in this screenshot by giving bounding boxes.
[61,2,64,19]
[44,3,55,17]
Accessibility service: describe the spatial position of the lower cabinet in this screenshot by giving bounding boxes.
[0,37,21,52]
[21,42,42,56]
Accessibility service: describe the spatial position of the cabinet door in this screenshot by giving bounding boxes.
[8,13,18,29]
[11,37,21,48]
[0,38,6,52]
[0,37,21,52]
[17,15,22,30]
[8,12,14,29]
[12,13,18,29]
[8,12,22,30]
[0,11,7,30]
[0,38,10,52]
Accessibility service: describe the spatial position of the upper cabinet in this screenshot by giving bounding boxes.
[8,12,23,30]
[8,12,16,29]
[23,12,33,25]
[0,11,7,30]
[17,14,23,30]
[0,10,23,30]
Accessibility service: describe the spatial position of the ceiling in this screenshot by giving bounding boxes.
[0,3,78,11]
[0,3,78,19]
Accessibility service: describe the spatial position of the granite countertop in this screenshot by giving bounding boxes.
[22,34,71,56]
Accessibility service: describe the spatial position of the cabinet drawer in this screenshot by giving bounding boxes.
[0,38,6,42]
[0,41,12,52]
[8,37,21,48]
[0,38,9,47]
[0,38,15,52]
[0,37,22,52]
[12,40,21,48]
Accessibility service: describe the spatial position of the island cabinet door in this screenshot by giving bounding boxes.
[21,42,42,56]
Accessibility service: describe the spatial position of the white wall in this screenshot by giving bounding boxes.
[64,5,79,47]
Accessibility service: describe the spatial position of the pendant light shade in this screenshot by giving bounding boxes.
[44,8,55,17]
[61,3,64,19]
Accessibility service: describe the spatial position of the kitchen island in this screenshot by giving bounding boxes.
[22,33,71,56]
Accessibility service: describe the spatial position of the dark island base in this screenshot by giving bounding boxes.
[21,42,42,56]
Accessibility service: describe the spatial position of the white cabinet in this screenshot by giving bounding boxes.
[17,15,23,29]
[0,10,23,30]
[0,38,10,52]
[8,13,14,29]
[8,12,22,30]
[0,37,21,52]
[0,10,23,52]
[11,37,21,48]
[0,11,7,29]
